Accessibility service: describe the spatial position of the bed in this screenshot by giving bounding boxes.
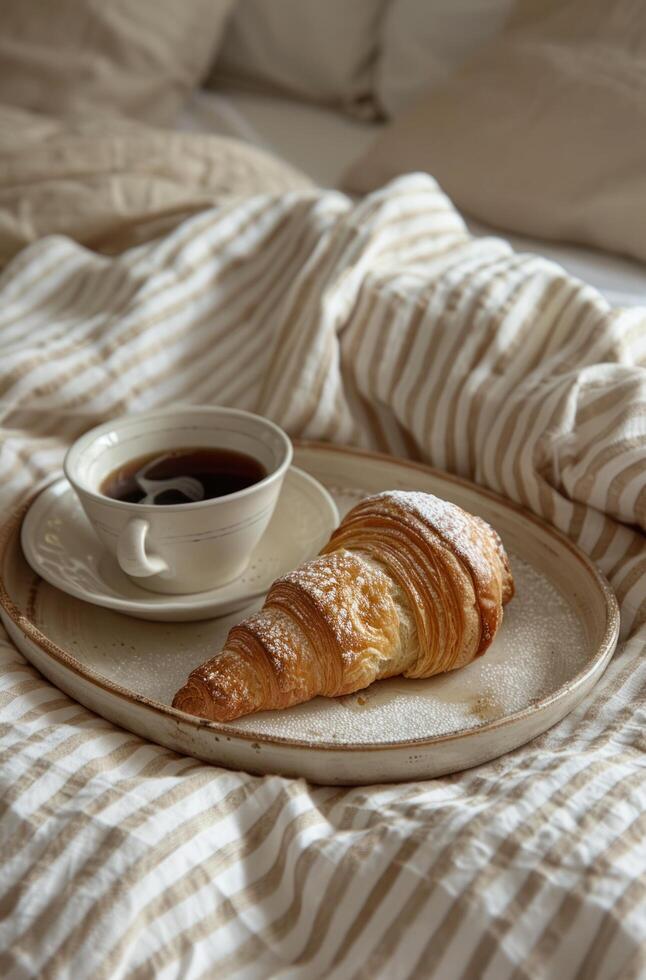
[178,87,646,310]
[0,2,645,978]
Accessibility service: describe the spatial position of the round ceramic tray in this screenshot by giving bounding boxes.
[0,443,619,785]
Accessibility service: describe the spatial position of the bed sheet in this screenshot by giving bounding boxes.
[2,171,645,979]
[1,101,645,979]
[179,87,646,309]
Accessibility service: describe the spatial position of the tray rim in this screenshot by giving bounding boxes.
[0,441,620,753]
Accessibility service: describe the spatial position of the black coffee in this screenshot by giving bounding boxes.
[101,447,266,505]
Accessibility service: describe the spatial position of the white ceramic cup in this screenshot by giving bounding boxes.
[64,407,293,595]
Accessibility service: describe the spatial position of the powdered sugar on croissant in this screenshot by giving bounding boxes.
[172,491,514,722]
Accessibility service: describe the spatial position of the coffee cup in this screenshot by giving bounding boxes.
[63,406,293,594]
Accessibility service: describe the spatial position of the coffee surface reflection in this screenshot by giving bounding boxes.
[100,448,266,506]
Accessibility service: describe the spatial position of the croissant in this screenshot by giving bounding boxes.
[172,491,514,722]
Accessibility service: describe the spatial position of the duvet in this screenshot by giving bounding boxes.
[0,109,644,980]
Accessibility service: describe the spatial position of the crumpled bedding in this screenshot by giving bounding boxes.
[0,115,644,979]
[0,105,311,265]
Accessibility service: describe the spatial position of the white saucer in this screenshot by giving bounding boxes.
[21,468,339,622]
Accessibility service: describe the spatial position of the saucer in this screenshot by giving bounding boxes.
[20,468,339,622]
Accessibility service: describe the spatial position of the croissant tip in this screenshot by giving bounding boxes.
[172,680,213,721]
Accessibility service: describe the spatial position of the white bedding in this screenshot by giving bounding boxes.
[179,88,379,189]
[2,173,645,979]
[1,33,645,974]
[179,87,646,308]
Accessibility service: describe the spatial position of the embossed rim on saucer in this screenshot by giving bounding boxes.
[20,466,339,622]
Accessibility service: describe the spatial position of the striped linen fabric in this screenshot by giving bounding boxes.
[0,175,644,979]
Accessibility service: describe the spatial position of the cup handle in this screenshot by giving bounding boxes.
[117,518,168,578]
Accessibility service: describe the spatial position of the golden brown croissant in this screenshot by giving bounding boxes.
[172,491,514,722]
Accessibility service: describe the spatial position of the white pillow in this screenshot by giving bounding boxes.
[210,0,387,118]
[0,0,235,126]
[378,0,514,117]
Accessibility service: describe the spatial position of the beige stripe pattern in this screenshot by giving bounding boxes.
[0,174,645,979]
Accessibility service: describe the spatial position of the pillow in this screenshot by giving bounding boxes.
[0,0,234,126]
[0,106,313,264]
[209,0,387,119]
[377,0,514,117]
[345,0,646,265]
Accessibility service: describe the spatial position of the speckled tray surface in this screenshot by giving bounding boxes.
[0,443,619,784]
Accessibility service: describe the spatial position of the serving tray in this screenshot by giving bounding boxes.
[0,443,619,785]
